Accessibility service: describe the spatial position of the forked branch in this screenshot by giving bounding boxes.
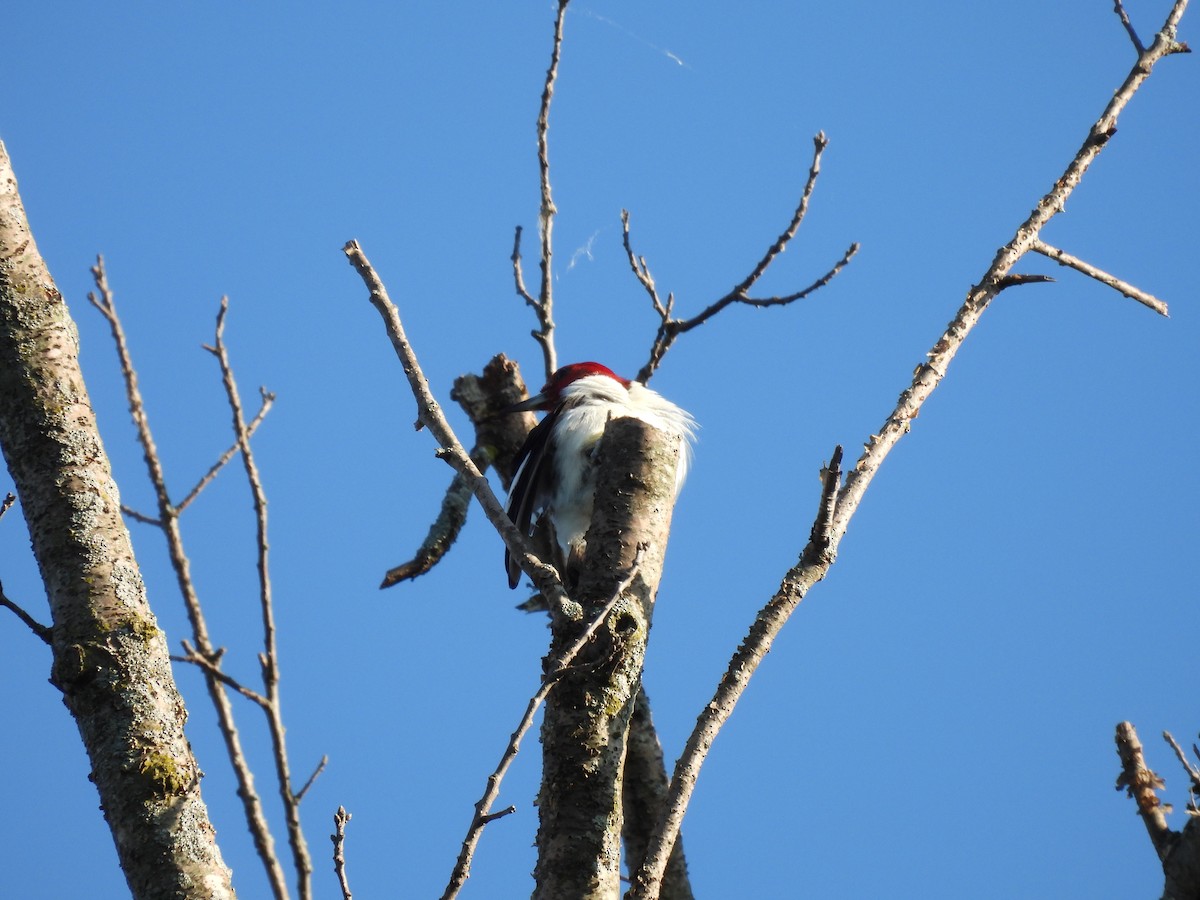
[630,3,1188,895]
[628,446,843,899]
[626,133,859,384]
[87,259,292,900]
[511,0,571,380]
[826,0,1185,550]
[207,298,316,897]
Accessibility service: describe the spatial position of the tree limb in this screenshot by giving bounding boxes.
[629,134,859,384]
[208,298,315,899]
[628,446,842,899]
[1115,722,1200,899]
[631,5,1188,894]
[0,138,235,900]
[441,547,645,900]
[90,259,291,900]
[342,240,570,614]
[380,355,533,587]
[1029,238,1168,316]
[530,0,571,379]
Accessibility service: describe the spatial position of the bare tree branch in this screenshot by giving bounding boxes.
[119,393,274,525]
[89,260,292,900]
[629,134,859,384]
[380,356,534,588]
[177,391,275,515]
[510,0,572,378]
[826,0,1186,555]
[531,0,571,379]
[1163,731,1200,808]
[628,446,842,900]
[0,490,49,643]
[623,686,692,900]
[0,580,52,644]
[172,640,269,707]
[1115,0,1147,53]
[1029,238,1169,316]
[1116,722,1175,859]
[342,240,571,614]
[295,756,329,804]
[331,807,353,900]
[734,131,832,296]
[208,297,315,900]
[441,549,645,900]
[511,224,539,309]
[1116,722,1200,900]
[0,140,235,899]
[632,5,1188,895]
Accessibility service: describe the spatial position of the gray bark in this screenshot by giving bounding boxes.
[623,687,693,900]
[0,140,235,899]
[533,417,681,900]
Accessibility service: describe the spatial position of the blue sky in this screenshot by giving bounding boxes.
[2,3,1198,897]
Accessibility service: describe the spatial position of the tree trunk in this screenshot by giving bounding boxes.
[0,141,235,900]
[534,417,681,900]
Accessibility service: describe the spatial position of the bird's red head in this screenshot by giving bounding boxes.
[510,362,629,412]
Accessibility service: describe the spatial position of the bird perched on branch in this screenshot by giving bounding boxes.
[503,362,697,589]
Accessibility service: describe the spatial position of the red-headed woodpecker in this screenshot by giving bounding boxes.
[503,362,697,589]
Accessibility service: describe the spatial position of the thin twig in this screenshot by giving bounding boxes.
[529,0,571,379]
[441,551,645,900]
[0,499,44,640]
[734,131,830,296]
[88,258,291,900]
[511,225,539,308]
[209,298,315,900]
[124,388,272,526]
[620,210,667,318]
[173,641,269,707]
[1029,238,1169,316]
[0,581,52,644]
[1164,731,1200,790]
[342,240,570,614]
[178,391,275,514]
[295,756,329,804]
[630,134,859,384]
[331,807,353,900]
[1115,0,1146,53]
[119,506,162,526]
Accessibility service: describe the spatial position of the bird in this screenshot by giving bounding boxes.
[503,361,697,589]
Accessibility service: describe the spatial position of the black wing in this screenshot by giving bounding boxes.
[504,407,560,588]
